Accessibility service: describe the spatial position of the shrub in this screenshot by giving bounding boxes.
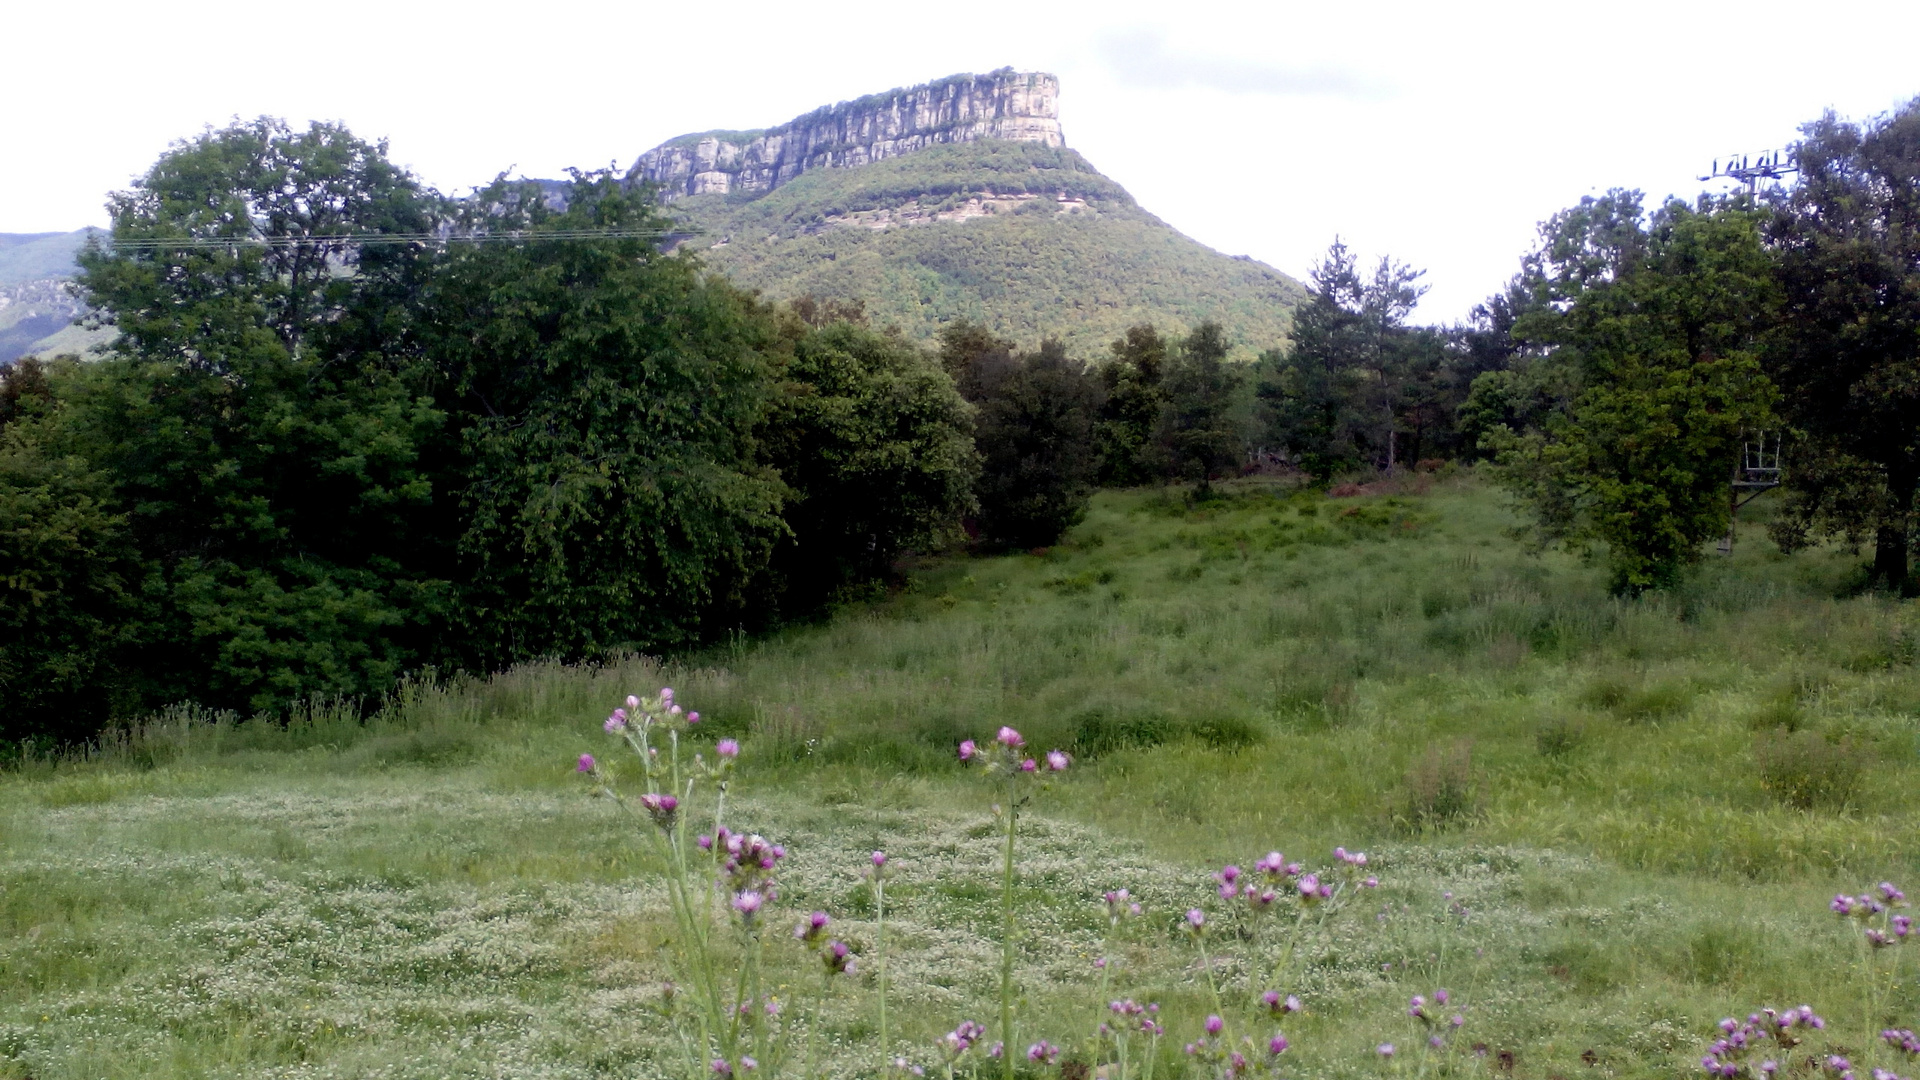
[1534,716,1586,759]
[1401,739,1477,828]
[1754,728,1867,810]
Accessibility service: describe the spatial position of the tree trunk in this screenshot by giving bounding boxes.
[1876,462,1918,595]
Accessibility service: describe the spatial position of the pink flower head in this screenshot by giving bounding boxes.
[1027,1042,1060,1064]
[872,850,887,868]
[1378,1044,1396,1058]
[1364,876,1379,888]
[1285,994,1302,1013]
[1269,1035,1290,1055]
[626,695,640,710]
[732,891,764,916]
[577,753,595,773]
[1881,882,1907,903]
[1894,915,1913,938]
[1451,1015,1466,1028]
[1334,846,1348,861]
[1020,758,1038,772]
[1186,908,1206,928]
[1219,865,1241,885]
[661,687,674,701]
[669,704,683,717]
[711,1060,730,1076]
[1256,851,1286,875]
[1297,873,1321,897]
[716,739,740,759]
[1435,989,1450,1005]
[1205,1015,1224,1035]
[1430,1035,1445,1049]
[996,726,1025,749]
[606,708,628,732]
[958,739,978,762]
[1046,749,1070,771]
[688,712,700,725]
[740,1057,757,1072]
[1262,990,1282,1013]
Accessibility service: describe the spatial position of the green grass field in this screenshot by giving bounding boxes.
[3,473,1917,1079]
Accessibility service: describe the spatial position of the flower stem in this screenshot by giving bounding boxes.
[877,870,889,1072]
[1001,790,1019,1080]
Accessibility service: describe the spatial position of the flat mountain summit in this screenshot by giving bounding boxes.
[630,69,1303,355]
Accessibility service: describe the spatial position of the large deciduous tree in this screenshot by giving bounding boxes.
[1487,191,1778,594]
[1767,98,1920,593]
[424,173,789,663]
[67,118,455,714]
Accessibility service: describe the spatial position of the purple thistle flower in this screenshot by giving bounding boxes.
[1269,1035,1290,1055]
[711,1060,730,1076]
[1187,908,1206,928]
[577,753,596,773]
[606,709,628,732]
[1046,749,1070,771]
[688,711,700,724]
[1298,873,1321,896]
[1020,758,1038,772]
[1895,915,1914,937]
[661,687,674,701]
[625,695,640,710]
[1431,1036,1445,1049]
[1263,990,1281,1012]
[1452,1015,1465,1028]
[1379,1044,1396,1058]
[872,850,887,868]
[1435,989,1450,1005]
[1881,882,1906,903]
[1833,894,1855,915]
[997,726,1025,749]
[732,891,764,916]
[1027,1042,1060,1064]
[1364,875,1380,888]
[958,739,977,761]
[716,739,740,759]
[1256,851,1286,875]
[1286,994,1302,1013]
[1205,1015,1224,1035]
[740,1057,756,1072]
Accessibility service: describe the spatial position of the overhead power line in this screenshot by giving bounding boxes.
[94,228,692,252]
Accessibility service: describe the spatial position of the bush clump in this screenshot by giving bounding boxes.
[1753,728,1867,809]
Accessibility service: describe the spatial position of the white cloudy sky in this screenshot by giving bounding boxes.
[9,0,1918,321]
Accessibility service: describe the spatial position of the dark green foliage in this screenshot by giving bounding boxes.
[942,323,1101,548]
[67,118,457,714]
[1155,322,1245,490]
[664,140,1303,356]
[424,173,789,665]
[1767,98,1920,593]
[0,361,139,743]
[1092,325,1169,486]
[1485,192,1778,594]
[761,317,978,610]
[1257,241,1469,479]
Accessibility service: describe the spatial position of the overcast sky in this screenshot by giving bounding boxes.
[9,0,1918,321]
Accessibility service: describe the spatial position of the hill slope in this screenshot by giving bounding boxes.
[633,70,1304,356]
[664,141,1303,355]
[0,230,113,363]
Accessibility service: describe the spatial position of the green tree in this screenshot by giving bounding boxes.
[67,118,455,715]
[1767,98,1920,592]
[763,316,978,609]
[1258,241,1430,480]
[1092,324,1168,486]
[423,173,788,663]
[1155,322,1244,492]
[943,324,1102,548]
[0,359,140,744]
[1488,191,1778,594]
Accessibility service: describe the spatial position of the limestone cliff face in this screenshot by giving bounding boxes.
[632,69,1062,199]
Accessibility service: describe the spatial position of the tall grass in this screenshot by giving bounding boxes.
[3,473,1917,1078]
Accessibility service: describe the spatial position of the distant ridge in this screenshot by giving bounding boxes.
[0,229,113,364]
[625,72,1303,355]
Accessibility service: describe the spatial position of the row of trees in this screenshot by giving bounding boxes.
[0,121,992,742]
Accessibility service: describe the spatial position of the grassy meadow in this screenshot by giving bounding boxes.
[3,472,1918,1079]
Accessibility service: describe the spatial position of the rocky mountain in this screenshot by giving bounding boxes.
[634,70,1063,199]
[631,70,1303,356]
